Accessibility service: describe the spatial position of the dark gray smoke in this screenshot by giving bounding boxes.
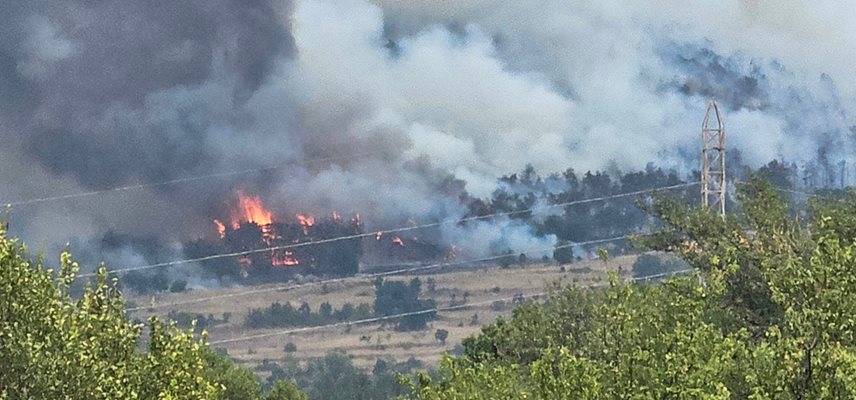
[0,0,299,256]
[2,0,855,271]
[12,0,294,188]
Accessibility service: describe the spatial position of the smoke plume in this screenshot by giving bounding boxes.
[1,0,854,271]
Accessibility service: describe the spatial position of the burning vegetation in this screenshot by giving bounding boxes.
[185,191,450,283]
[185,192,365,283]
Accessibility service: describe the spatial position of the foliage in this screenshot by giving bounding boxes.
[168,310,223,331]
[552,241,574,264]
[0,224,307,400]
[123,269,169,293]
[186,217,364,283]
[631,253,689,278]
[374,278,437,331]
[434,329,449,345]
[201,347,262,400]
[0,225,217,399]
[264,352,419,400]
[264,380,307,400]
[170,279,188,293]
[466,164,690,253]
[406,177,856,399]
[246,301,372,329]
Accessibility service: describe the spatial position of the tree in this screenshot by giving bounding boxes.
[631,253,688,278]
[0,225,219,399]
[0,223,314,400]
[201,347,263,400]
[373,278,436,331]
[264,380,307,400]
[553,241,574,264]
[407,177,856,399]
[435,329,449,345]
[284,342,298,353]
[170,279,188,293]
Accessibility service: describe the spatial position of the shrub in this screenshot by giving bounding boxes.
[283,342,297,353]
[169,279,188,293]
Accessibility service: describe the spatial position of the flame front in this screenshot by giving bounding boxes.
[297,214,315,226]
[211,192,364,272]
[233,191,275,227]
[296,214,315,235]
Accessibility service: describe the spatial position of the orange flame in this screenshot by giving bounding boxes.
[272,250,300,266]
[392,236,405,246]
[296,214,315,235]
[331,211,342,221]
[233,191,275,227]
[296,214,315,227]
[213,219,226,239]
[375,231,383,241]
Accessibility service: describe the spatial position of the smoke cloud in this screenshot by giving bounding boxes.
[1,0,854,269]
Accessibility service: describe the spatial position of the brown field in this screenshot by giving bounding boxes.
[127,255,639,370]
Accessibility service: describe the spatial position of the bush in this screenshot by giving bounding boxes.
[283,342,297,353]
[169,279,188,293]
[247,301,372,329]
[374,278,436,331]
[435,329,449,345]
[553,241,574,264]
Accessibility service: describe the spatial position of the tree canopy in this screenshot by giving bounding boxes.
[0,224,306,400]
[405,177,856,399]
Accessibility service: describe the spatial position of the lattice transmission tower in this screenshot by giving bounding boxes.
[701,99,726,218]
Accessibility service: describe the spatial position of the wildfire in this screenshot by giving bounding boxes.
[272,250,300,266]
[233,191,274,228]
[391,236,405,246]
[213,219,226,239]
[375,231,383,240]
[211,191,367,273]
[296,214,315,235]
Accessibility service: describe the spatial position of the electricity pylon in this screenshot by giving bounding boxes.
[701,99,726,218]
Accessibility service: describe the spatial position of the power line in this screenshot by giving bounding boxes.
[126,234,639,312]
[732,180,845,201]
[208,268,693,345]
[3,151,380,207]
[85,181,697,278]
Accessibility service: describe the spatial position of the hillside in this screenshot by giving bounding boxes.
[128,255,640,370]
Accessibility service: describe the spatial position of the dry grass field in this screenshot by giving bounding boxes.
[127,255,639,370]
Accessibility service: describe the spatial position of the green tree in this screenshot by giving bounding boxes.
[264,380,307,400]
[201,347,262,400]
[373,278,436,331]
[408,177,856,399]
[0,225,218,399]
[552,241,574,264]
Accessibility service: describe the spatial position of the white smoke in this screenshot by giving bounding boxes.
[2,0,855,268]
